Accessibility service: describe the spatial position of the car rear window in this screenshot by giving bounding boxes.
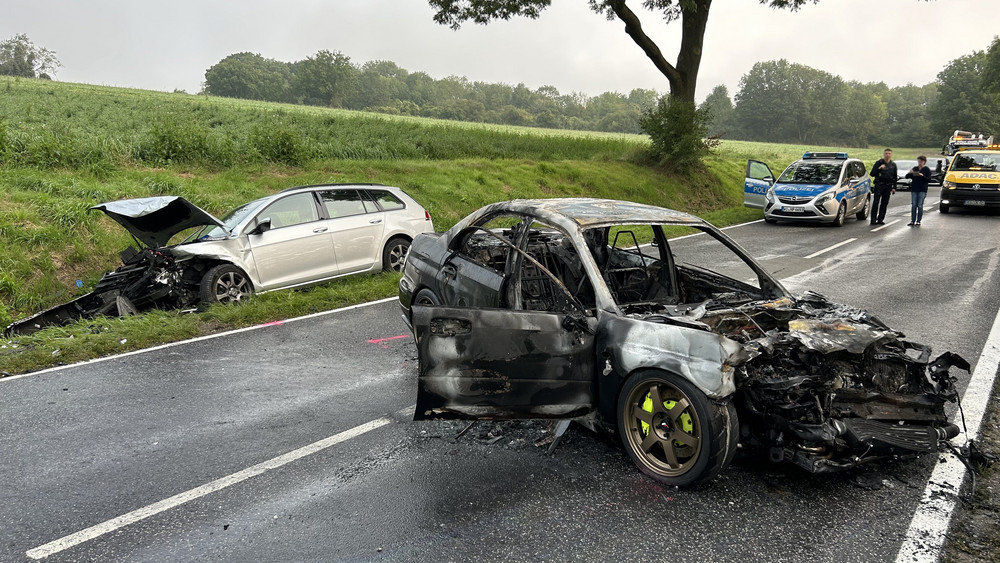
[320,190,368,218]
[369,190,406,211]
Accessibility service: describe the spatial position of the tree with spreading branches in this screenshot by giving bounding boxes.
[0,34,61,79]
[428,1,816,105]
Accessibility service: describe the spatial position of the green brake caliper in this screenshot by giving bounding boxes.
[642,392,693,446]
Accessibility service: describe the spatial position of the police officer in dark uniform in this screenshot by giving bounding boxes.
[869,148,897,225]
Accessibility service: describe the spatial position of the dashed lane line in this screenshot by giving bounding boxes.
[803,238,857,259]
[26,414,400,559]
[871,219,902,232]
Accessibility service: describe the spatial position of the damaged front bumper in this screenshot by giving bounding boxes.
[698,292,971,473]
[5,246,199,337]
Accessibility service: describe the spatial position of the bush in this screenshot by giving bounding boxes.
[639,96,719,172]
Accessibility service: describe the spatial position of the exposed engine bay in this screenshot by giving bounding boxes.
[5,245,209,336]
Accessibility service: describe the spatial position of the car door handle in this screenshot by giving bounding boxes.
[313,227,328,233]
[369,218,383,224]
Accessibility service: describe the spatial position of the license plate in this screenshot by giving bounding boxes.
[966,200,986,206]
[781,206,804,213]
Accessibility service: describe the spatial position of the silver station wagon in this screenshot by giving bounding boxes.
[7,184,433,335]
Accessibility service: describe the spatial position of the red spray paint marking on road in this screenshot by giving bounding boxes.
[259,320,286,327]
[367,335,409,344]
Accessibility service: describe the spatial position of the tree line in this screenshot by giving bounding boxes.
[4,31,998,150]
[203,39,1000,149]
[203,51,659,134]
[702,38,1000,149]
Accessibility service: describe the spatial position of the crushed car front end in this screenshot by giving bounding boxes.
[694,292,963,472]
[5,196,232,336]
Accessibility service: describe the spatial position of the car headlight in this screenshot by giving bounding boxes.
[765,189,775,203]
[814,190,837,206]
[943,180,957,189]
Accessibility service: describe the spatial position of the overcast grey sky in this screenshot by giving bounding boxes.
[3,0,998,102]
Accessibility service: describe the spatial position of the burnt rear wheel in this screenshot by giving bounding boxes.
[617,370,737,487]
[199,264,253,304]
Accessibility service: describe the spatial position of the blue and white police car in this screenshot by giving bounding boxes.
[743,152,872,227]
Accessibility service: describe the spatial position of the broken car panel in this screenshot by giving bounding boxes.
[7,184,434,336]
[399,198,967,487]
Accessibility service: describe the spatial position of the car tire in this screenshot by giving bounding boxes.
[856,195,871,221]
[382,237,410,272]
[763,216,778,224]
[940,203,950,214]
[199,264,253,304]
[617,370,738,487]
[831,202,847,227]
[412,288,441,307]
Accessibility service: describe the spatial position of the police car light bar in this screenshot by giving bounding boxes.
[802,152,848,159]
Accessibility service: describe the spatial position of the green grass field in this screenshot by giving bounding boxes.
[0,77,927,375]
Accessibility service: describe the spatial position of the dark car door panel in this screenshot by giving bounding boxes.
[437,253,505,308]
[412,305,596,420]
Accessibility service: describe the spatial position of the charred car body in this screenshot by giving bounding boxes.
[7,184,433,336]
[399,198,967,486]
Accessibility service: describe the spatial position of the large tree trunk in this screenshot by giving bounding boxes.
[608,0,712,103]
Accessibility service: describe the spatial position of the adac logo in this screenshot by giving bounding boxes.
[957,172,999,180]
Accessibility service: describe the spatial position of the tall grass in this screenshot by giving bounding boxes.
[0,78,644,171]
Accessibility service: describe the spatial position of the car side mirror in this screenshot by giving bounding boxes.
[763,175,775,186]
[251,217,272,235]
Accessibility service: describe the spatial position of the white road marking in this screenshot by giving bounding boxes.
[2,297,399,382]
[871,219,901,232]
[26,416,395,560]
[896,261,1000,562]
[803,238,857,259]
[666,218,766,242]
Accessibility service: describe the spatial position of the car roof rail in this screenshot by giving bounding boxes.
[278,183,387,193]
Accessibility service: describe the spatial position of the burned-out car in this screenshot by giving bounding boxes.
[7,184,433,336]
[398,198,967,486]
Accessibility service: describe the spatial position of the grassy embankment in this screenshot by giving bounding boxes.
[0,77,899,374]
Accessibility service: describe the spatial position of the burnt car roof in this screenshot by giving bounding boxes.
[464,198,707,230]
[92,196,225,249]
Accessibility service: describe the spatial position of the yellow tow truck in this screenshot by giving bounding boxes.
[939,140,1000,213]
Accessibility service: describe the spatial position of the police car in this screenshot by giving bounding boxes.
[744,152,872,226]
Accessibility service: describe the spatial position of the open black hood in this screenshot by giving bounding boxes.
[92,196,225,249]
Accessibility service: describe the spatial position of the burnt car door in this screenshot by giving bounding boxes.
[412,221,598,420]
[743,160,775,209]
[433,219,521,308]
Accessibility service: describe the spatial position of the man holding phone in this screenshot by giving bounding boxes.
[905,155,932,226]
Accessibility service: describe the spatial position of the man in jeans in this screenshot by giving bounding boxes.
[869,148,897,225]
[905,155,931,226]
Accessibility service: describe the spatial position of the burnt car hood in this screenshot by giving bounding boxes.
[92,196,225,249]
[652,291,964,397]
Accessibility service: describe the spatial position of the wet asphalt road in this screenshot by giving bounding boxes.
[2,188,999,562]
